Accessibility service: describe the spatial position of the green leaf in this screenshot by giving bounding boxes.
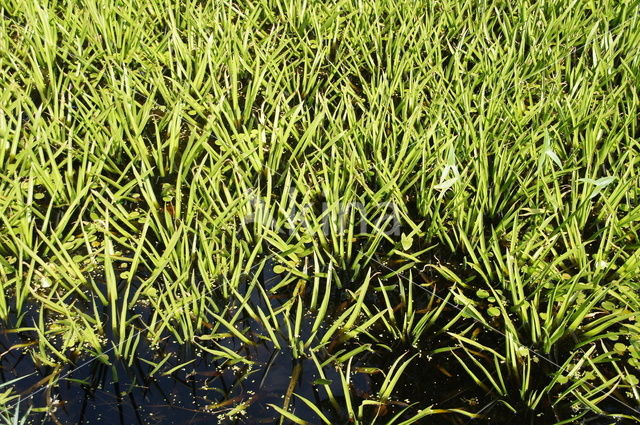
[614,343,627,354]
[401,233,413,250]
[476,289,490,299]
[487,307,501,317]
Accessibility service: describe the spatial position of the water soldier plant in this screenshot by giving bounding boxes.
[1,0,640,423]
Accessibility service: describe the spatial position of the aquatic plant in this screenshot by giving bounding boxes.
[1,0,639,423]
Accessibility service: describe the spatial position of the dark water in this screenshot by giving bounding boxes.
[0,261,635,425]
[0,325,484,425]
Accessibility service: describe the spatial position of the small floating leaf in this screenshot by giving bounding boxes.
[614,343,627,354]
[400,233,413,250]
[476,289,490,299]
[487,307,501,317]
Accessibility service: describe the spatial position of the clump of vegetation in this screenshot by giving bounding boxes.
[1,0,639,423]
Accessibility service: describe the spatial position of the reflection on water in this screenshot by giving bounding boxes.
[0,261,629,425]
[1,326,362,425]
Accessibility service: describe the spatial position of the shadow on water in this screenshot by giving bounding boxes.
[0,260,635,425]
[0,263,346,425]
